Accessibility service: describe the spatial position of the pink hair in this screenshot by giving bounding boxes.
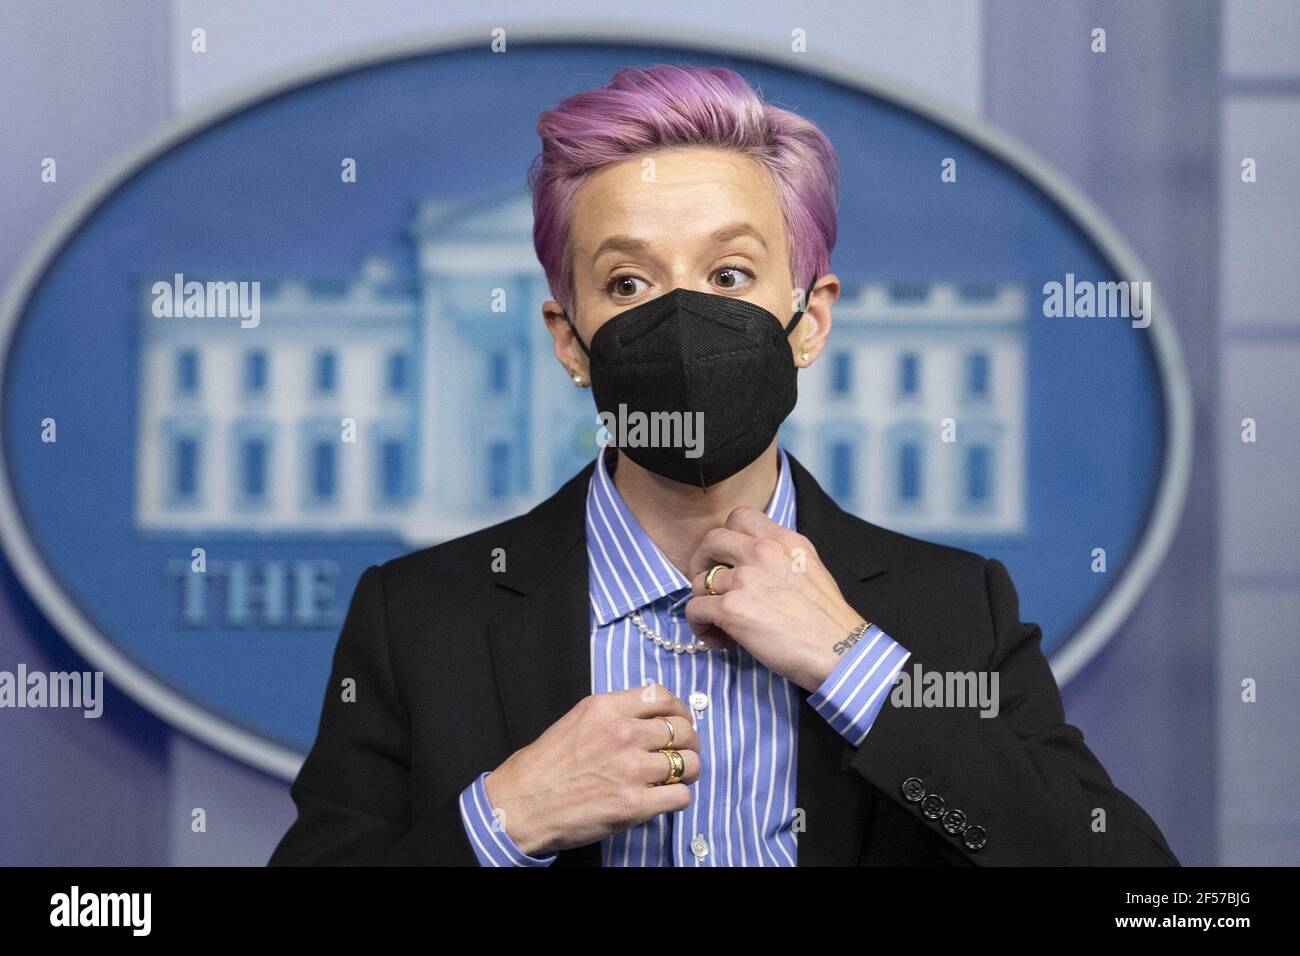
[527,64,840,317]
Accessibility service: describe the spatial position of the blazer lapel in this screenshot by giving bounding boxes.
[484,461,601,865]
[786,451,903,866]
[486,538,590,750]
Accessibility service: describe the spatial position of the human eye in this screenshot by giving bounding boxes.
[606,272,650,302]
[712,264,755,292]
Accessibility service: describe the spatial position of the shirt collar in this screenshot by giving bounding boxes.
[585,444,797,627]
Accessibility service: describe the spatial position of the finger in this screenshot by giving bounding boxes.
[686,526,753,580]
[614,684,693,722]
[634,747,701,787]
[725,505,805,549]
[637,715,701,754]
[683,594,726,633]
[683,596,743,652]
[638,782,692,820]
[726,511,817,579]
[691,563,736,598]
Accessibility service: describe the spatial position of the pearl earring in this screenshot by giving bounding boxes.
[571,372,584,386]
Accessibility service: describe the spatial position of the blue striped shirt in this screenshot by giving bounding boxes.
[460,445,910,865]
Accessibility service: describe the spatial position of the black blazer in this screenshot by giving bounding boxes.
[269,452,1179,866]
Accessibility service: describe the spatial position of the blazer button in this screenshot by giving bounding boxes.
[963,825,988,851]
[901,777,926,803]
[920,794,946,819]
[941,809,967,835]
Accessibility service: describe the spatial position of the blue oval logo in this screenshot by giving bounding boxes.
[0,36,1191,778]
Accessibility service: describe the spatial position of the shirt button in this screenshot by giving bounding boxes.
[689,691,709,711]
[690,835,710,859]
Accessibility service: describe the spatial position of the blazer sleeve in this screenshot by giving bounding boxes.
[268,564,479,866]
[844,557,1180,866]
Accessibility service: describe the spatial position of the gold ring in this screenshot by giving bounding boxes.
[705,564,727,596]
[659,749,685,785]
[657,715,675,749]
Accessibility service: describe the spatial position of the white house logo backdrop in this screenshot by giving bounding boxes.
[0,36,1189,779]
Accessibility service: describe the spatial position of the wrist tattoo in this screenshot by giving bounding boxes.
[832,620,871,656]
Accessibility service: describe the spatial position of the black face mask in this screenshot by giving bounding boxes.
[563,276,816,490]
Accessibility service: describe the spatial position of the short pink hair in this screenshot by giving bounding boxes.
[528,64,840,317]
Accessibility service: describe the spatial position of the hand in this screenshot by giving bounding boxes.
[683,505,866,693]
[481,684,701,857]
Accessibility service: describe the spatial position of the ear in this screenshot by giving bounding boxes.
[791,274,840,368]
[542,299,591,386]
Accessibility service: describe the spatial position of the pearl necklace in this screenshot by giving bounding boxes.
[628,609,712,655]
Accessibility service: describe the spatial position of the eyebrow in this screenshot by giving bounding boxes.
[590,222,768,263]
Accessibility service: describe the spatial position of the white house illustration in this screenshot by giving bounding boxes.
[788,280,1026,536]
[135,186,1026,542]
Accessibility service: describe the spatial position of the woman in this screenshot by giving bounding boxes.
[270,64,1177,866]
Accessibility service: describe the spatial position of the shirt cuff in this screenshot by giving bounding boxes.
[458,771,558,866]
[807,623,911,748]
